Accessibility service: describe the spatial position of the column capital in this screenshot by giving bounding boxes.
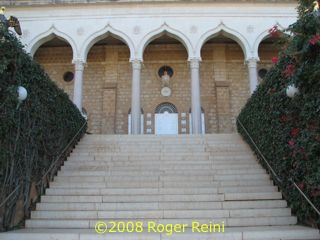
[72,58,86,71]
[131,59,142,70]
[189,58,201,69]
[246,57,259,68]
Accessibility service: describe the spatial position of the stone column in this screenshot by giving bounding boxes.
[247,58,259,94]
[131,59,142,135]
[73,59,85,112]
[189,58,202,134]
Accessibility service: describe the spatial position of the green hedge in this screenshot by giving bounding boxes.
[237,0,319,227]
[0,29,86,229]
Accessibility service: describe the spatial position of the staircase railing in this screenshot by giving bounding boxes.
[236,118,320,217]
[36,120,87,197]
[0,120,87,230]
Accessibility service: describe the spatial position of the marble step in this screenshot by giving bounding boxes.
[30,208,292,220]
[52,174,270,183]
[49,179,274,188]
[2,226,319,240]
[40,192,281,203]
[57,168,265,177]
[45,186,277,196]
[25,216,298,229]
[36,200,287,211]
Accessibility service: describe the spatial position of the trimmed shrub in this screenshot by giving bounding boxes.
[0,27,86,230]
[238,0,320,227]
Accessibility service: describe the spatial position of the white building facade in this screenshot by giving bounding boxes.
[3,0,297,134]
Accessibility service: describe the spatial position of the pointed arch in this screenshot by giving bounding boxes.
[196,22,250,60]
[137,23,193,61]
[81,24,135,61]
[253,23,286,60]
[27,25,77,59]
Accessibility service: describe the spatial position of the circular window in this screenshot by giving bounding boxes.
[63,71,74,82]
[158,66,174,78]
[258,68,268,79]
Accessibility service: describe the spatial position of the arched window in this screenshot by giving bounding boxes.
[155,102,178,114]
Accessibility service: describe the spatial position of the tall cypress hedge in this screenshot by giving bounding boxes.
[238,0,319,227]
[0,25,86,229]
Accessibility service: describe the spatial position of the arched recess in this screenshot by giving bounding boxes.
[253,23,286,60]
[196,23,250,60]
[81,24,135,61]
[255,25,288,83]
[27,26,77,59]
[137,23,193,60]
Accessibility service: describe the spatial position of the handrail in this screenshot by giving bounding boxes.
[36,120,87,186]
[0,120,87,210]
[236,118,320,216]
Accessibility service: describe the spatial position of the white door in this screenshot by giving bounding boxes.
[155,111,178,135]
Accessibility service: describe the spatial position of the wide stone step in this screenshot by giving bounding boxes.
[57,168,265,177]
[49,179,273,188]
[40,194,226,203]
[31,208,291,220]
[25,216,298,229]
[52,174,270,183]
[2,226,319,240]
[36,200,288,211]
[45,186,277,196]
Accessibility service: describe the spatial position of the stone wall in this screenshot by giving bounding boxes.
[34,42,277,134]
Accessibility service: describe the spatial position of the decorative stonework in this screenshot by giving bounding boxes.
[77,27,84,36]
[190,25,197,34]
[133,26,140,35]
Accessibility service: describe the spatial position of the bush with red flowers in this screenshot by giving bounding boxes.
[237,0,320,227]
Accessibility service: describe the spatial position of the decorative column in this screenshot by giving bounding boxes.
[73,59,85,112]
[131,59,142,135]
[247,58,259,94]
[189,58,202,134]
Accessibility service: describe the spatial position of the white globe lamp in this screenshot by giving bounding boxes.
[17,86,28,102]
[286,84,299,98]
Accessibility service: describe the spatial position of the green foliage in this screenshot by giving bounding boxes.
[0,29,86,229]
[238,0,320,227]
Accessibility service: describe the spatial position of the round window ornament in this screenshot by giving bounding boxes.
[286,84,299,98]
[258,68,268,79]
[161,87,172,97]
[63,71,74,82]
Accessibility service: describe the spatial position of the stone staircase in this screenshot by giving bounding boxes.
[1,134,319,240]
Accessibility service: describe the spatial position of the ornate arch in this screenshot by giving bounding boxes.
[155,102,178,114]
[137,23,193,61]
[80,24,135,61]
[253,23,286,60]
[27,25,77,59]
[196,22,251,60]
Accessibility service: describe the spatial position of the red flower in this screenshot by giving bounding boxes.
[288,138,295,147]
[283,64,295,77]
[271,56,279,64]
[291,128,299,137]
[268,26,280,38]
[309,35,320,45]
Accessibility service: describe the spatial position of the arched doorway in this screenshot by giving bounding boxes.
[155,102,178,135]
